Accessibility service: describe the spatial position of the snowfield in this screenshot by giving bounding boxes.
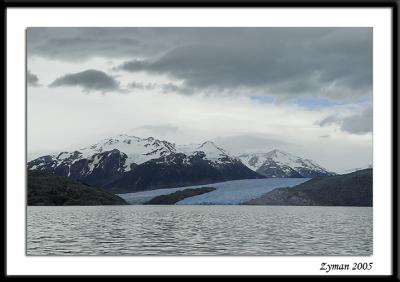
[117,178,310,205]
[238,149,333,175]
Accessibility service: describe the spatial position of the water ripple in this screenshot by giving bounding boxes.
[27,205,372,256]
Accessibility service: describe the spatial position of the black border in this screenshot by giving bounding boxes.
[3,1,399,279]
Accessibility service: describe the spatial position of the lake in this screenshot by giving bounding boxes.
[27,205,372,256]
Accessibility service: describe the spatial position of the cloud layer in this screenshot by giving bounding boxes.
[319,106,372,134]
[49,69,120,92]
[118,31,372,101]
[27,28,155,61]
[28,27,372,102]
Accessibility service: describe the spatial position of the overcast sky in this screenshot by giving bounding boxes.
[27,27,373,172]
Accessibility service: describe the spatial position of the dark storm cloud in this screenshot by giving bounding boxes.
[29,27,372,101]
[27,70,40,87]
[318,106,372,134]
[27,27,242,60]
[27,28,159,61]
[116,28,372,101]
[49,69,120,93]
[120,60,150,71]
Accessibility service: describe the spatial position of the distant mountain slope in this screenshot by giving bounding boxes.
[245,168,372,206]
[238,149,335,178]
[339,164,373,175]
[28,149,128,187]
[27,135,176,178]
[27,170,127,206]
[103,151,263,193]
[211,135,288,155]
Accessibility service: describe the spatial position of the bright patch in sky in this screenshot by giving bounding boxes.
[250,96,276,104]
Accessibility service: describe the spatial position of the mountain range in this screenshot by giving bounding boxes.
[27,134,335,193]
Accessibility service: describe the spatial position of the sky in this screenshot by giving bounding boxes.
[27,27,373,173]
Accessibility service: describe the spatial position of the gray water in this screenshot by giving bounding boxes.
[27,205,372,256]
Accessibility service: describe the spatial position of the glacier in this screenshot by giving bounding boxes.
[118,178,310,205]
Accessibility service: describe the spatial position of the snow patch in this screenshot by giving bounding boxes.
[238,149,335,175]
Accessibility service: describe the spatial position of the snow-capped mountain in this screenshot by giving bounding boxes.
[27,135,337,193]
[103,150,262,193]
[177,141,235,167]
[28,135,175,172]
[28,149,129,187]
[79,134,176,170]
[238,149,335,178]
[27,135,263,192]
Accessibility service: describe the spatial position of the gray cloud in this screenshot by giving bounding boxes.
[29,27,372,102]
[160,83,184,94]
[116,28,372,102]
[27,70,40,87]
[27,27,248,61]
[127,81,157,90]
[319,106,372,134]
[27,28,158,61]
[340,107,373,134]
[319,115,338,127]
[120,60,150,71]
[127,81,185,94]
[49,69,120,93]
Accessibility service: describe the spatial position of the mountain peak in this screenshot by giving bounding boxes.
[197,141,231,156]
[75,134,177,168]
[102,134,161,142]
[238,149,335,178]
[199,140,217,148]
[267,149,288,156]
